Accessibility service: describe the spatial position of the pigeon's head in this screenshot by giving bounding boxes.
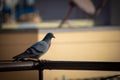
[47,32,55,38]
[43,32,55,41]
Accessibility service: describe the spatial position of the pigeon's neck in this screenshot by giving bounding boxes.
[42,37,52,43]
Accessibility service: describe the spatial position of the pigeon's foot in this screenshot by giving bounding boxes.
[20,58,40,62]
[40,59,51,63]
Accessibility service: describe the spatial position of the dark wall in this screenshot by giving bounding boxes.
[35,0,120,26]
[35,0,90,20]
[110,0,120,25]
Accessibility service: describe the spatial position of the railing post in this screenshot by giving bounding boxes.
[39,69,43,80]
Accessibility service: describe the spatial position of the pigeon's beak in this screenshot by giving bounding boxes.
[53,35,55,38]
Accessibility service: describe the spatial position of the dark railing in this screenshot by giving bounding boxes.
[0,60,120,80]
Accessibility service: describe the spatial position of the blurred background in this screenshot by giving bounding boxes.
[0,0,120,80]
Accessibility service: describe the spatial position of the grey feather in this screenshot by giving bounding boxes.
[13,32,55,61]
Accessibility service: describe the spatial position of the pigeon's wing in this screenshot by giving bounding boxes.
[30,41,49,55]
[13,41,49,60]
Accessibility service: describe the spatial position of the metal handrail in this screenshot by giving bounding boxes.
[0,60,120,80]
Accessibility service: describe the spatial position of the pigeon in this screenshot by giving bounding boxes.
[13,32,55,61]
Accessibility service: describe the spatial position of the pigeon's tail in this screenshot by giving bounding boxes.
[12,58,23,62]
[12,53,25,61]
